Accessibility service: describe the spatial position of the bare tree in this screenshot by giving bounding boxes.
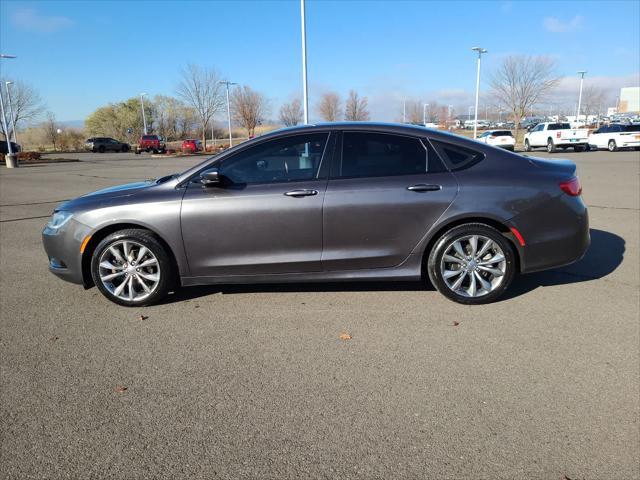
[176,64,225,149]
[581,86,606,124]
[43,112,59,151]
[316,92,342,122]
[231,85,268,137]
[279,98,303,126]
[0,77,45,140]
[344,90,370,121]
[490,55,560,142]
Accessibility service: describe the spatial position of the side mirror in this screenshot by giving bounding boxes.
[200,168,220,186]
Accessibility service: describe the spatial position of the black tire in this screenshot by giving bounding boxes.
[121,145,129,153]
[608,140,617,152]
[98,145,106,153]
[427,223,516,305]
[546,139,556,153]
[152,149,158,154]
[524,140,531,152]
[574,145,585,152]
[90,229,175,307]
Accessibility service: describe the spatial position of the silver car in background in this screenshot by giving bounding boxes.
[43,123,589,306]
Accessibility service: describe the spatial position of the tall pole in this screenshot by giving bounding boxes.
[300,0,309,124]
[403,99,406,123]
[219,81,237,147]
[576,71,586,125]
[5,82,17,144]
[471,47,487,139]
[423,103,429,126]
[140,93,148,135]
[0,54,17,168]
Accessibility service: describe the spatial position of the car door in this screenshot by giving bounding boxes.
[529,124,545,146]
[593,126,607,148]
[321,131,458,271]
[180,132,333,277]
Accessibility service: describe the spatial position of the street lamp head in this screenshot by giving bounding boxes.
[472,47,487,54]
[6,81,13,86]
[577,71,587,77]
[140,92,147,97]
[0,54,17,59]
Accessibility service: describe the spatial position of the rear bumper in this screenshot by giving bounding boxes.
[511,194,590,274]
[42,219,90,285]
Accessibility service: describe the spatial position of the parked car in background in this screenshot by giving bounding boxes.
[181,139,203,154]
[476,130,515,150]
[42,122,589,307]
[524,122,589,153]
[0,140,21,154]
[135,135,166,154]
[464,119,490,129]
[85,137,130,153]
[588,124,640,151]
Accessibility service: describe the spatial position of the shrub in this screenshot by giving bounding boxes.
[17,151,42,161]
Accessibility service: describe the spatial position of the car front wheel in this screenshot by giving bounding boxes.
[427,223,516,305]
[608,140,617,152]
[90,229,175,306]
[524,140,531,152]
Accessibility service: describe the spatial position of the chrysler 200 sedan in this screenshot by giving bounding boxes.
[42,123,590,306]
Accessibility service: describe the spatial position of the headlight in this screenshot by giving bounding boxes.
[46,211,73,230]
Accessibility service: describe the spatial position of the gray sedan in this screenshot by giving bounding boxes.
[43,123,589,306]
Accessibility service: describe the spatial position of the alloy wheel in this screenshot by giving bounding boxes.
[98,240,161,302]
[440,235,506,298]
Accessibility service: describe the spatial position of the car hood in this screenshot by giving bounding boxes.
[56,180,155,212]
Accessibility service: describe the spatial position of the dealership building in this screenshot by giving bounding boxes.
[618,86,639,113]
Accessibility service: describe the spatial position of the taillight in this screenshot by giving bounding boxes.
[559,177,582,196]
[556,132,561,138]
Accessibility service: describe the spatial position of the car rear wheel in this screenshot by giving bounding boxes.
[608,140,617,152]
[98,145,106,153]
[91,229,175,306]
[574,145,585,152]
[427,223,516,305]
[121,145,129,153]
[546,139,556,153]
[524,140,531,152]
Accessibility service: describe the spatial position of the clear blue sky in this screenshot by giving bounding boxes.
[1,0,638,122]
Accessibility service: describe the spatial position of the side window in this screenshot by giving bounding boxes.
[430,140,484,171]
[337,132,442,178]
[219,133,329,184]
[533,124,543,132]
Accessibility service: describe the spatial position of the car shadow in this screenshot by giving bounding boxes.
[160,228,624,305]
[501,228,625,300]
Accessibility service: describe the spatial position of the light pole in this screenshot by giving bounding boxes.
[139,93,148,135]
[5,81,17,144]
[300,0,309,124]
[0,54,17,168]
[468,105,473,122]
[576,71,586,126]
[423,103,429,126]
[471,46,487,139]
[219,81,237,147]
[403,99,406,123]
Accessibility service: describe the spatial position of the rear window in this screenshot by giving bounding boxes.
[548,123,571,130]
[430,140,484,171]
[143,135,156,140]
[623,125,640,132]
[492,131,513,137]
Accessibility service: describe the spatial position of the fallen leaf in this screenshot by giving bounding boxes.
[138,315,148,321]
[339,332,352,340]
[114,385,128,393]
[453,321,460,326]
[48,336,59,343]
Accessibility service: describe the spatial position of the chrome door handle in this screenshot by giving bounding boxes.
[407,184,442,192]
[284,189,318,197]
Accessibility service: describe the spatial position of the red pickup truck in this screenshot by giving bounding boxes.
[135,135,166,154]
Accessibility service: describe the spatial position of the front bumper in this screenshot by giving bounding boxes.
[42,219,91,285]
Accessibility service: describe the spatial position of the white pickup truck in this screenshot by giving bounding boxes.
[523,122,589,153]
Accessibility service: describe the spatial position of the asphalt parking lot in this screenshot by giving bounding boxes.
[1,149,638,479]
